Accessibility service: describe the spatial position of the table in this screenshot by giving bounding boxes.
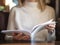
[0,43,55,45]
[0,40,55,45]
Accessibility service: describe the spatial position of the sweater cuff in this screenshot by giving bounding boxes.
[48,29,55,34]
[5,35,13,40]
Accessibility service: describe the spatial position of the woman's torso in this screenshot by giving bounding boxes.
[14,5,54,32]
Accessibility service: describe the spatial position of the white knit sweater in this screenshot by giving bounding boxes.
[6,2,55,41]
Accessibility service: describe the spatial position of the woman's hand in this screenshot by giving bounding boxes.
[12,32,30,40]
[45,24,56,32]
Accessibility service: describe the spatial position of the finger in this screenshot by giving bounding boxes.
[48,25,55,28]
[22,36,29,40]
[45,25,49,29]
[45,26,49,29]
[16,33,23,37]
[45,25,54,30]
[22,35,30,40]
[13,33,23,40]
[12,33,18,36]
[46,27,55,31]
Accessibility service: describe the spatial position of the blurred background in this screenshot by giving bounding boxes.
[0,0,60,41]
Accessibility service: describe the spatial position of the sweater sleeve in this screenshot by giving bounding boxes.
[5,7,16,40]
[7,8,16,30]
[47,29,56,41]
[47,6,56,41]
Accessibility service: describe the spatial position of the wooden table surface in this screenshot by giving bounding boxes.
[0,40,56,45]
[0,43,55,45]
[0,42,55,45]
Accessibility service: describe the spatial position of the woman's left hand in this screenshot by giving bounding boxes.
[45,24,56,32]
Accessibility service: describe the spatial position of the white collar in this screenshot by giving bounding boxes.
[25,2,38,8]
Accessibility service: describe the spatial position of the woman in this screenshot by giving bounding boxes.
[6,0,55,41]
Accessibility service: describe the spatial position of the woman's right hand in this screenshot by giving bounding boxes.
[12,32,30,40]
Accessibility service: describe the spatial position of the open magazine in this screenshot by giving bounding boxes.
[1,19,56,35]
